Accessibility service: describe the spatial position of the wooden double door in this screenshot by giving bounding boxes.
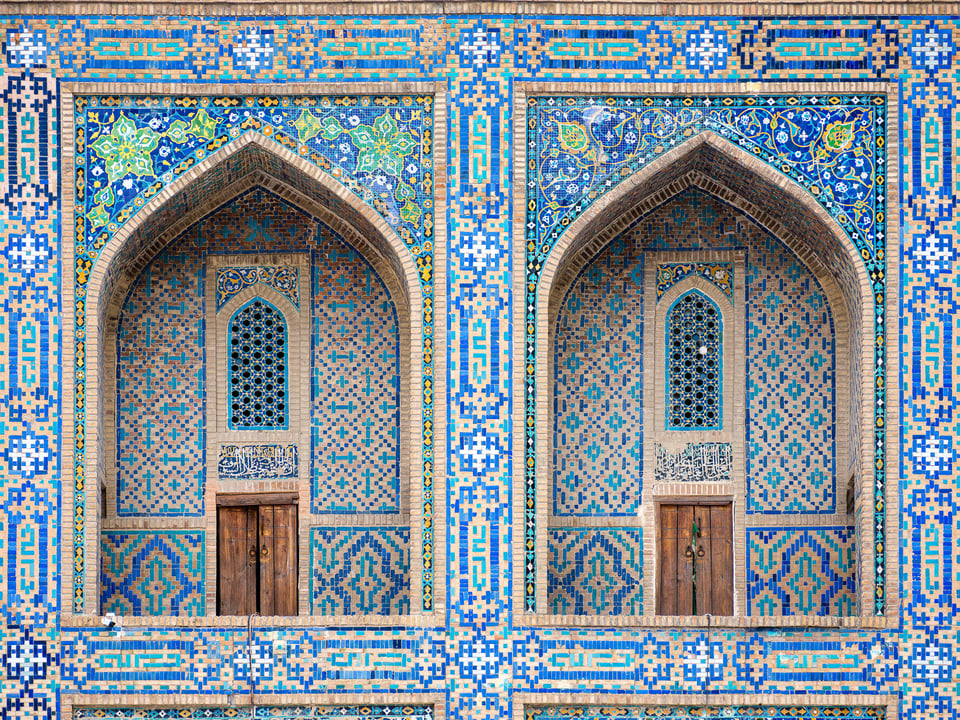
[217,500,298,616]
[657,503,733,616]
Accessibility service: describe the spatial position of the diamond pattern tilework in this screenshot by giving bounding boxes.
[100,531,204,617]
[553,237,643,516]
[310,527,410,615]
[547,528,643,615]
[312,235,400,515]
[116,247,205,516]
[747,527,856,616]
[747,232,836,514]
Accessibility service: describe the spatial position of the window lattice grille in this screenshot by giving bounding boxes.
[667,291,721,430]
[229,299,288,430]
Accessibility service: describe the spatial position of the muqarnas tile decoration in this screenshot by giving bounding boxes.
[548,528,643,615]
[217,265,300,310]
[656,261,733,300]
[525,95,885,612]
[553,235,643,517]
[655,442,732,483]
[74,95,435,610]
[100,530,205,617]
[310,527,410,615]
[747,527,856,616]
[218,444,299,480]
[76,706,435,719]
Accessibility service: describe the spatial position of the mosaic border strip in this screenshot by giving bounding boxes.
[75,705,436,719]
[525,707,887,720]
[69,92,438,614]
[522,93,887,614]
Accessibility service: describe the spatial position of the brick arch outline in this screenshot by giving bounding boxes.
[519,129,885,619]
[65,128,444,619]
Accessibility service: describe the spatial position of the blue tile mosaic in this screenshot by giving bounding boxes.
[0,12,950,720]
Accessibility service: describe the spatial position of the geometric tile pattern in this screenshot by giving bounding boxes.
[8,12,956,720]
[310,527,409,615]
[666,290,722,430]
[547,528,643,615]
[227,298,288,430]
[75,707,435,719]
[527,708,884,720]
[74,93,435,608]
[116,190,401,520]
[553,237,643,516]
[312,234,401,514]
[747,527,856,616]
[747,232,836,514]
[100,531,205,617]
[116,247,205,516]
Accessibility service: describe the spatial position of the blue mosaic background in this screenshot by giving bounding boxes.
[0,11,951,720]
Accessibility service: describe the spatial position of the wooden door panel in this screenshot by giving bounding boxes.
[658,502,732,616]
[259,505,277,616]
[272,504,298,616]
[709,505,733,615]
[696,507,713,615]
[658,504,678,615]
[218,506,258,616]
[218,501,298,617]
[677,504,695,616]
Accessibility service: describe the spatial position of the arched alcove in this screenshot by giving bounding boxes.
[67,133,436,618]
[526,131,879,620]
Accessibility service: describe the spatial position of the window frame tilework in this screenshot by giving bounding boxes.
[645,252,744,617]
[226,296,290,431]
[206,253,312,617]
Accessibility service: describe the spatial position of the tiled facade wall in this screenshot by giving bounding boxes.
[3,9,953,720]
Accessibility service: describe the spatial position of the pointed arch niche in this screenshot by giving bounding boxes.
[515,110,897,625]
[61,88,446,623]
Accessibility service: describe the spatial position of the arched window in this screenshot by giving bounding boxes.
[665,290,722,431]
[228,298,288,431]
